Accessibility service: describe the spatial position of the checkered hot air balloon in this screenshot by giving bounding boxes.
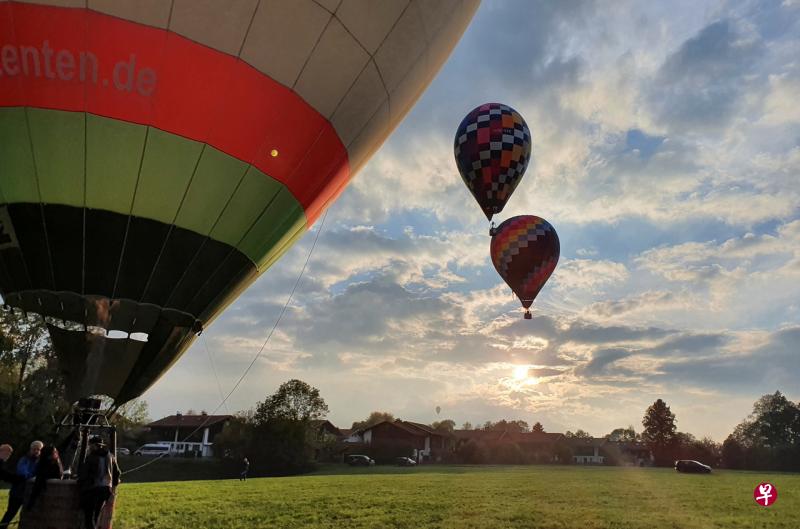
[454,103,532,220]
[490,215,559,319]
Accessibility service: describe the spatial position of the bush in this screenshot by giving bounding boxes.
[494,443,525,465]
[455,440,486,464]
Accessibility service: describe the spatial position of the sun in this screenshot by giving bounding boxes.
[513,365,529,380]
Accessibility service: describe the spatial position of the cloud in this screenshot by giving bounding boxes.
[587,291,678,318]
[140,0,800,444]
[648,19,764,133]
[552,258,629,293]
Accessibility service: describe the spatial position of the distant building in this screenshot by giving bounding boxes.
[147,412,232,457]
[344,420,453,462]
[569,437,606,464]
[453,430,568,463]
[603,440,654,467]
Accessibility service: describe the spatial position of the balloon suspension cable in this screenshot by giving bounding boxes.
[121,208,330,476]
[203,334,230,414]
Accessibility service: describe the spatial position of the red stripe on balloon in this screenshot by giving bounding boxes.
[0,1,348,224]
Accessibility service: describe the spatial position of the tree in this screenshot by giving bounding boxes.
[0,311,70,450]
[642,399,677,466]
[432,419,455,432]
[606,426,638,442]
[461,421,473,430]
[483,420,529,433]
[734,391,800,448]
[531,422,545,434]
[254,379,329,423]
[721,435,744,469]
[111,399,151,449]
[724,391,800,471]
[565,429,592,439]
[351,411,394,431]
[214,410,255,459]
[248,380,330,475]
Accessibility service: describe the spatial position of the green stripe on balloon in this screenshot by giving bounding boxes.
[0,107,307,269]
[0,108,39,204]
[87,114,148,214]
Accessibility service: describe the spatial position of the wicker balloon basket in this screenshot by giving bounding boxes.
[19,479,116,529]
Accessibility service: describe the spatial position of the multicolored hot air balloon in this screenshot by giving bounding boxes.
[490,215,559,319]
[0,0,479,404]
[454,103,531,221]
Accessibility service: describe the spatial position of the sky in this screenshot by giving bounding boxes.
[142,0,800,441]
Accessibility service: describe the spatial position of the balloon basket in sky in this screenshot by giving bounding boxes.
[454,103,560,319]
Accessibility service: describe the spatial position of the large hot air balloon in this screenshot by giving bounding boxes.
[454,103,531,221]
[490,215,559,319]
[0,0,480,405]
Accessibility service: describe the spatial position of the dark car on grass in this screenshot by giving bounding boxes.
[675,460,712,473]
[395,457,417,467]
[346,455,375,466]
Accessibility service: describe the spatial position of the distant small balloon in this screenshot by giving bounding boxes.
[490,215,559,319]
[435,406,441,415]
[454,103,532,220]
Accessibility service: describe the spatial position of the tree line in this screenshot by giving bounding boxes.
[1,309,797,473]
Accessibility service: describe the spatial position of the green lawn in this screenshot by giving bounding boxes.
[111,465,798,529]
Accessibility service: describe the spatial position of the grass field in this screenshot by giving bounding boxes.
[111,465,798,529]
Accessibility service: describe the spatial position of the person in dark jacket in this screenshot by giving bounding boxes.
[0,444,18,484]
[27,445,64,509]
[78,436,120,529]
[0,440,42,528]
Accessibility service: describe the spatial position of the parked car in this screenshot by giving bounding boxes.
[675,460,711,473]
[134,443,171,456]
[346,455,375,466]
[395,457,417,467]
[117,447,130,456]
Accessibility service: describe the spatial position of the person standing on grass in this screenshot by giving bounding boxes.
[240,456,250,481]
[0,440,42,528]
[78,436,120,529]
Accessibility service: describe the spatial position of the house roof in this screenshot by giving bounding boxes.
[453,429,508,442]
[567,437,606,448]
[607,440,650,451]
[400,420,451,437]
[454,430,565,442]
[310,419,341,435]
[507,432,566,443]
[389,421,428,436]
[354,420,428,437]
[147,414,232,428]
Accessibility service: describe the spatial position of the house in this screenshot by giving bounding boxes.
[569,437,606,464]
[509,431,567,463]
[344,420,453,462]
[309,419,343,462]
[453,430,567,463]
[603,440,653,466]
[310,419,342,440]
[146,412,232,457]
